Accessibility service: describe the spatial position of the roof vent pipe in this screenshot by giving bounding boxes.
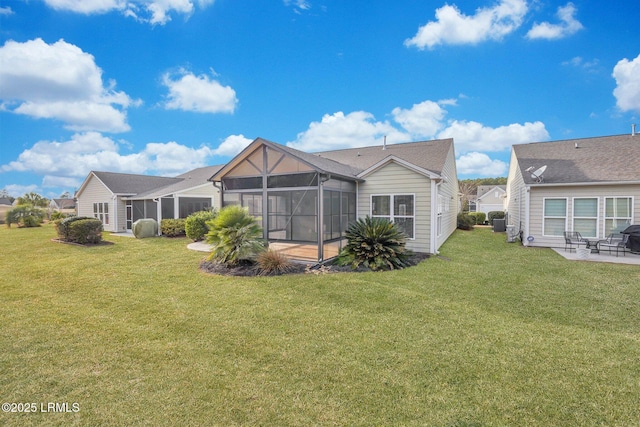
[383,135,387,150]
[633,124,637,136]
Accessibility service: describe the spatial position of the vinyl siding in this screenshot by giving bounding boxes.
[76,174,121,232]
[178,183,221,208]
[526,184,640,248]
[506,150,526,234]
[436,144,459,251]
[358,161,432,253]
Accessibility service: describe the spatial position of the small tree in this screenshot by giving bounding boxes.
[337,216,409,271]
[17,192,49,208]
[205,205,264,266]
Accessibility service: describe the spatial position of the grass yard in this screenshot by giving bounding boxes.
[1,224,639,426]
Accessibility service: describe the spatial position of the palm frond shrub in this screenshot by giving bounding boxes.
[205,205,265,266]
[256,249,294,276]
[337,216,409,271]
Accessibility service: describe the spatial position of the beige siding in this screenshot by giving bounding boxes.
[76,174,122,232]
[178,183,221,209]
[526,184,640,248]
[358,162,432,253]
[506,150,526,233]
[436,144,459,251]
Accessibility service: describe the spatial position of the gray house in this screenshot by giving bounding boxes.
[210,137,459,262]
[505,133,640,248]
[76,165,223,233]
[475,185,506,217]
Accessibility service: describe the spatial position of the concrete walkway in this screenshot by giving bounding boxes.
[187,241,213,252]
[552,248,640,265]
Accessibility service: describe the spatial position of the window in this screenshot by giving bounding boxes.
[605,197,632,236]
[543,198,566,236]
[437,194,449,237]
[371,194,415,239]
[93,202,109,225]
[573,198,598,238]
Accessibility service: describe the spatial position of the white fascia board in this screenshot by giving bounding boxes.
[357,155,441,179]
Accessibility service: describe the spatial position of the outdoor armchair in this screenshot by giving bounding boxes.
[598,233,629,257]
[563,231,586,252]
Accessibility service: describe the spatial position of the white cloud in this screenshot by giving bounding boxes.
[162,70,238,114]
[526,2,583,40]
[286,111,409,152]
[612,53,640,113]
[391,100,447,137]
[3,184,40,198]
[0,6,14,15]
[284,0,310,14]
[1,132,216,191]
[404,0,528,49]
[437,120,549,153]
[212,135,254,157]
[0,38,137,133]
[41,0,214,25]
[456,152,508,176]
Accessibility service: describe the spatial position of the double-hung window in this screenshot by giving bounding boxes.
[604,197,632,236]
[543,198,566,236]
[371,194,415,239]
[573,198,598,238]
[93,202,109,225]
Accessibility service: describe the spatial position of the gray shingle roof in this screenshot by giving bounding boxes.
[513,134,640,184]
[92,171,182,195]
[133,165,223,199]
[313,139,453,176]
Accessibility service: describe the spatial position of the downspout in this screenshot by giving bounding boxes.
[430,179,438,254]
[318,174,330,262]
[154,197,161,235]
[212,181,222,211]
[524,186,531,246]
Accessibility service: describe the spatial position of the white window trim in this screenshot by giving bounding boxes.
[572,197,599,239]
[603,196,634,236]
[93,202,109,226]
[542,197,567,237]
[370,193,416,240]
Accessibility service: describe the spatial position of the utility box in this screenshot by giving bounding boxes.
[493,218,506,232]
[132,218,158,238]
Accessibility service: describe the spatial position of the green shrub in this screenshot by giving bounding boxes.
[67,219,103,244]
[6,205,45,228]
[50,211,67,221]
[256,249,294,276]
[468,211,486,225]
[205,205,264,266]
[160,219,186,237]
[457,213,475,230]
[487,211,505,225]
[185,209,217,241]
[337,216,409,271]
[55,216,95,240]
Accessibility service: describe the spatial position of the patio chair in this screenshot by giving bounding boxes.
[563,231,586,252]
[598,233,629,257]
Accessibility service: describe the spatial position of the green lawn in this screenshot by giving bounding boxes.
[1,225,639,426]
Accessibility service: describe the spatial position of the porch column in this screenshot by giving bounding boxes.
[318,177,324,262]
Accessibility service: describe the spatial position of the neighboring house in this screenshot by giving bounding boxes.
[505,133,640,248]
[475,185,506,217]
[0,197,13,224]
[50,198,77,215]
[75,165,223,233]
[210,137,459,262]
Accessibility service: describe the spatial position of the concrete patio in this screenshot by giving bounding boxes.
[553,248,640,265]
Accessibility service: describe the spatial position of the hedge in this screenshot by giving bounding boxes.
[161,219,186,237]
[68,219,103,244]
[487,211,506,225]
[457,213,475,230]
[55,216,96,241]
[185,210,217,241]
[467,211,486,225]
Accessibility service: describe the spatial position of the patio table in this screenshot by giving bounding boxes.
[584,239,600,254]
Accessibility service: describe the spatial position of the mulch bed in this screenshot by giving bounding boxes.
[200,252,430,277]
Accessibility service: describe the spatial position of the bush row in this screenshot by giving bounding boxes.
[467,211,486,225]
[160,219,186,237]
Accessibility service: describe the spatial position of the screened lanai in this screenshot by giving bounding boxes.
[210,138,361,262]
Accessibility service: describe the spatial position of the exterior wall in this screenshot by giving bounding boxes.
[525,184,640,248]
[177,183,221,209]
[505,151,526,233]
[76,175,119,232]
[436,144,459,252]
[357,162,432,253]
[477,188,506,217]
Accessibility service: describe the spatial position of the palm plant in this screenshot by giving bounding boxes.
[205,205,264,266]
[337,216,409,271]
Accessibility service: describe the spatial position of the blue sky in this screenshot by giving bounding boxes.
[1,0,639,198]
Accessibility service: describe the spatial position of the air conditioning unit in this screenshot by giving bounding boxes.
[506,225,518,243]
